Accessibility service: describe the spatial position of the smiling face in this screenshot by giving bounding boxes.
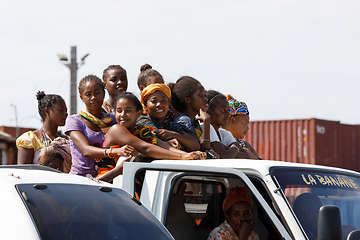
[208,98,230,129]
[47,100,68,127]
[145,91,169,122]
[225,201,252,235]
[104,68,128,97]
[80,81,105,112]
[115,98,141,130]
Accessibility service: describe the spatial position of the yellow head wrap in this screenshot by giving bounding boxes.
[141,84,171,106]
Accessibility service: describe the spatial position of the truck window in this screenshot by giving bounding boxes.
[16,183,173,240]
[272,169,360,240]
[165,175,283,240]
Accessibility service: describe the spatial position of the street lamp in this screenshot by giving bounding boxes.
[57,46,90,115]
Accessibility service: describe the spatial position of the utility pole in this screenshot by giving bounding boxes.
[10,104,19,137]
[57,46,90,115]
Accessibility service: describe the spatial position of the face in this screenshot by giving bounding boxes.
[231,115,249,139]
[225,201,252,234]
[188,84,208,113]
[208,99,230,128]
[104,68,128,97]
[48,158,64,172]
[146,91,169,122]
[115,98,141,130]
[46,100,68,126]
[80,81,105,112]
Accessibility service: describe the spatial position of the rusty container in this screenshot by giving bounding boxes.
[244,118,360,172]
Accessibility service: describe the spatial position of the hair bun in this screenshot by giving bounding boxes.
[226,94,234,101]
[140,63,152,72]
[36,91,46,101]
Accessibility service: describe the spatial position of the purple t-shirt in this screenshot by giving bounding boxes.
[64,113,116,177]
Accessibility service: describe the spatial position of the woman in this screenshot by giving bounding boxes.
[208,186,259,240]
[170,76,211,152]
[102,65,128,113]
[16,91,72,172]
[137,63,164,92]
[223,95,261,160]
[204,90,250,159]
[137,83,201,151]
[64,75,138,181]
[104,92,206,161]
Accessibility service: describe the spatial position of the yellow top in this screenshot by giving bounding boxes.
[16,131,45,153]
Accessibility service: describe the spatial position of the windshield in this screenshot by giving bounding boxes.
[272,169,360,240]
[16,183,173,240]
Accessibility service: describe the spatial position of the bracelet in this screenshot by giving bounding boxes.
[108,147,116,159]
[202,139,210,142]
[104,148,109,157]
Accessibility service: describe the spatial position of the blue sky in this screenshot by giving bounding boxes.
[1,0,359,130]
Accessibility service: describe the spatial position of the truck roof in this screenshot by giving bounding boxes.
[149,159,360,176]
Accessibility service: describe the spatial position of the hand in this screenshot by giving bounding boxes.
[167,139,181,149]
[153,129,174,141]
[206,149,220,159]
[196,108,210,123]
[112,145,139,157]
[183,151,207,160]
[238,219,255,240]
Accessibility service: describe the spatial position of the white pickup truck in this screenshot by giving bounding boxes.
[115,159,360,240]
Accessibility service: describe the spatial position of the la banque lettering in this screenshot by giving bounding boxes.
[301,174,357,189]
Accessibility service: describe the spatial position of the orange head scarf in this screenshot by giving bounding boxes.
[222,186,253,212]
[141,84,171,106]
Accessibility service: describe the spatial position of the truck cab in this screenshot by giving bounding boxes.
[117,159,360,240]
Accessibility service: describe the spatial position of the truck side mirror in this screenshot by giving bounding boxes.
[347,230,360,240]
[317,205,342,240]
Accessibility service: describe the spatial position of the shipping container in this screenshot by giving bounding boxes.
[244,118,360,172]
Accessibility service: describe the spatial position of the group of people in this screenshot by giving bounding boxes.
[16,63,260,178]
[15,63,262,239]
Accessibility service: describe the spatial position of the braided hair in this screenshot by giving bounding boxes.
[102,65,127,82]
[78,75,104,95]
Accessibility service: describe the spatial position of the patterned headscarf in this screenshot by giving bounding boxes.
[227,94,249,116]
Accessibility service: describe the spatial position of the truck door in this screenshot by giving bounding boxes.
[122,162,294,240]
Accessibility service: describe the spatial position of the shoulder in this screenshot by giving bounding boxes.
[175,113,193,127]
[16,131,43,150]
[218,128,236,146]
[249,231,259,240]
[207,224,229,240]
[137,115,156,127]
[174,113,191,122]
[64,114,84,134]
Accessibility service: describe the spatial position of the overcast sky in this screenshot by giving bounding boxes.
[1,0,359,131]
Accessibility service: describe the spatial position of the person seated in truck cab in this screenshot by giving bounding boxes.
[207,186,259,240]
[293,193,323,240]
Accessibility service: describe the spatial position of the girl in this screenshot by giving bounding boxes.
[205,90,250,159]
[171,76,212,152]
[102,65,128,113]
[137,64,164,92]
[224,95,261,160]
[137,83,200,151]
[64,75,138,181]
[16,91,72,172]
[104,92,206,161]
